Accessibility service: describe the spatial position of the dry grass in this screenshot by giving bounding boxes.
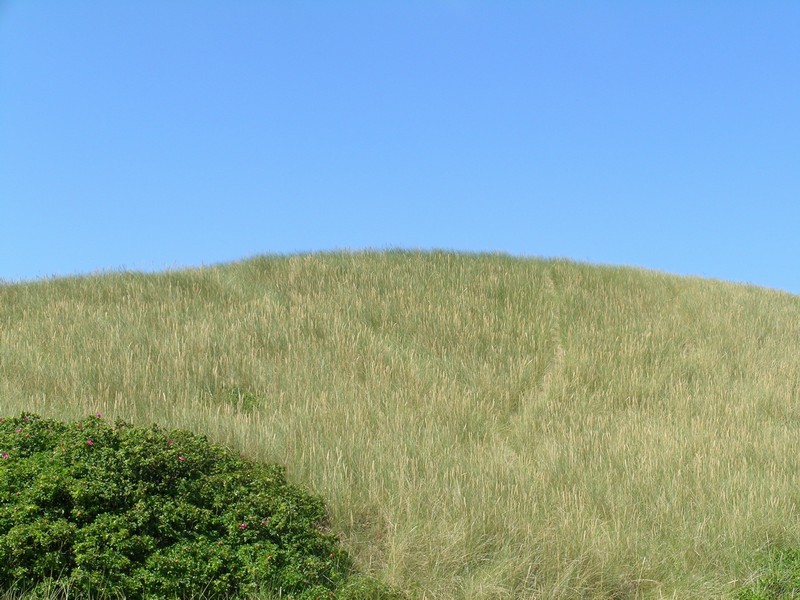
[2,250,800,599]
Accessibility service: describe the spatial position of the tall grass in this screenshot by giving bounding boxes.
[2,251,800,599]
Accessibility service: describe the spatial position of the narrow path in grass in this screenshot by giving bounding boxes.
[495,264,565,432]
[537,265,565,407]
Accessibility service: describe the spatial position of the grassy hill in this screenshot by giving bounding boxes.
[2,250,800,599]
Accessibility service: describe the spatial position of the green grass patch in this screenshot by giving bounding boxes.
[736,548,800,599]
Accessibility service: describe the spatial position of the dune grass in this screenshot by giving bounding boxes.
[2,250,800,598]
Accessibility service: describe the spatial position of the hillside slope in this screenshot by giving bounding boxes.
[2,251,800,599]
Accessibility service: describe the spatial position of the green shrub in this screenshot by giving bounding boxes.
[0,413,401,600]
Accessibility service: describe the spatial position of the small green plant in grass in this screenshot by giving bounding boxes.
[736,548,800,599]
[0,413,401,600]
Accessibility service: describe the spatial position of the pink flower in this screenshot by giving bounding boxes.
[178,456,185,461]
[14,428,21,433]
[95,413,102,419]
[167,440,173,445]
[86,439,94,446]
[1,453,9,459]
[239,523,247,530]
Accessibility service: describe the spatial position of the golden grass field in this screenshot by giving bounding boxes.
[2,251,800,599]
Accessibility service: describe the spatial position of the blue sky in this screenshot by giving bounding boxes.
[2,2,799,293]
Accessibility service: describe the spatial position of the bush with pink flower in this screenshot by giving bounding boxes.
[0,413,401,600]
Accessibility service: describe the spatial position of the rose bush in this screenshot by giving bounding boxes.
[0,413,401,600]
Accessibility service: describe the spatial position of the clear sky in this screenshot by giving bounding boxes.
[2,2,799,293]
